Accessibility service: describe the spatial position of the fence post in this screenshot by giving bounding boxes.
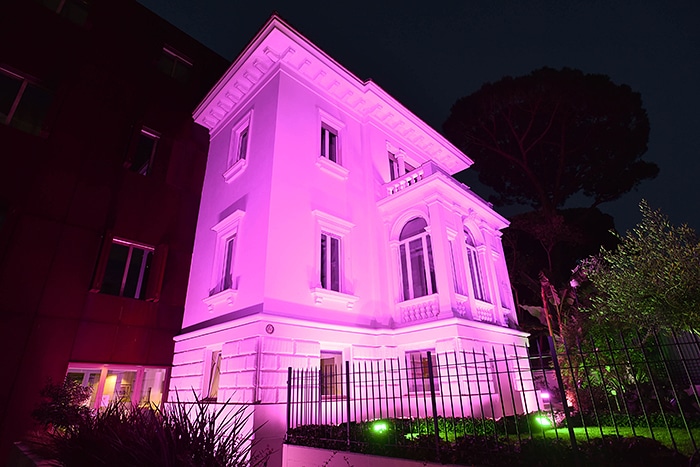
[547,336,578,452]
[427,351,440,461]
[345,360,351,449]
[286,367,292,435]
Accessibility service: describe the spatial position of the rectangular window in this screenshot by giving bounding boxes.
[222,235,236,290]
[389,152,400,180]
[66,364,166,409]
[204,350,222,402]
[127,128,159,176]
[157,46,193,83]
[320,125,338,163]
[320,232,341,292]
[209,210,244,296]
[449,242,464,295]
[0,68,52,136]
[237,128,249,161]
[100,239,154,300]
[320,352,343,397]
[40,0,91,25]
[407,350,438,392]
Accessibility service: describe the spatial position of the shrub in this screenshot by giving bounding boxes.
[30,382,268,467]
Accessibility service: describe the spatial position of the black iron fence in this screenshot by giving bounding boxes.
[285,332,700,462]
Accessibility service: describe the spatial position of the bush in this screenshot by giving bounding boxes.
[29,382,269,467]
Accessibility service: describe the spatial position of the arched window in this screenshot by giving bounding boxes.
[464,230,487,301]
[398,218,437,300]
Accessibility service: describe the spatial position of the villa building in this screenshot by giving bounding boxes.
[169,15,533,461]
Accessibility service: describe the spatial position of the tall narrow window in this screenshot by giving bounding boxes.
[209,210,244,296]
[237,128,249,161]
[0,68,52,136]
[128,128,159,176]
[464,231,487,301]
[204,350,222,402]
[389,152,400,180]
[320,125,338,163]
[320,233,341,292]
[398,218,436,300]
[101,239,154,300]
[449,241,464,295]
[222,235,236,290]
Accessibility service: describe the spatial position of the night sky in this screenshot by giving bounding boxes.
[138,0,699,233]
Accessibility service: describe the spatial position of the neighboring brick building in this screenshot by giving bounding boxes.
[0,0,228,458]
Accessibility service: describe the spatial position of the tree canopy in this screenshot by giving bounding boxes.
[443,67,658,213]
[582,201,700,334]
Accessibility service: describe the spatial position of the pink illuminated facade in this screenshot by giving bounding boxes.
[170,15,532,458]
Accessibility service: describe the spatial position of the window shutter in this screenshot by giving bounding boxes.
[146,243,168,302]
[90,230,113,292]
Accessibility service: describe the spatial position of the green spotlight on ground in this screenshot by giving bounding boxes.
[372,420,389,433]
[535,416,552,427]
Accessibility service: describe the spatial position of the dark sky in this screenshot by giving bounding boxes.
[138,0,699,233]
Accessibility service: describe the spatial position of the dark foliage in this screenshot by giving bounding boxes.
[444,67,657,212]
[288,418,690,466]
[31,379,91,430]
[28,383,268,467]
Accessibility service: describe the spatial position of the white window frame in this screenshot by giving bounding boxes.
[204,210,245,310]
[315,109,348,180]
[320,232,341,292]
[202,348,223,402]
[311,210,357,309]
[398,218,437,301]
[223,110,253,183]
[406,350,438,393]
[464,229,489,302]
[320,352,344,398]
[65,363,167,409]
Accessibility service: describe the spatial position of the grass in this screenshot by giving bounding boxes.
[524,426,700,457]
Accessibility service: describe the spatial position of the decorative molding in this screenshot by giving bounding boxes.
[222,158,248,183]
[311,287,359,310]
[397,294,439,323]
[203,289,237,313]
[316,155,349,180]
[192,17,472,175]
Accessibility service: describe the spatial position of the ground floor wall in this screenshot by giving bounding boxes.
[170,312,533,466]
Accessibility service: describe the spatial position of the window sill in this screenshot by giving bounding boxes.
[203,289,238,312]
[311,287,358,310]
[222,158,247,183]
[316,156,349,181]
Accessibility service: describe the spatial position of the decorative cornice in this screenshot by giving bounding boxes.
[193,15,472,175]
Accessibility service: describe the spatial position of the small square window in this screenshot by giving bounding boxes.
[0,68,52,136]
[407,350,438,392]
[320,125,338,163]
[101,239,154,300]
[91,235,168,302]
[39,0,91,26]
[157,47,193,83]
